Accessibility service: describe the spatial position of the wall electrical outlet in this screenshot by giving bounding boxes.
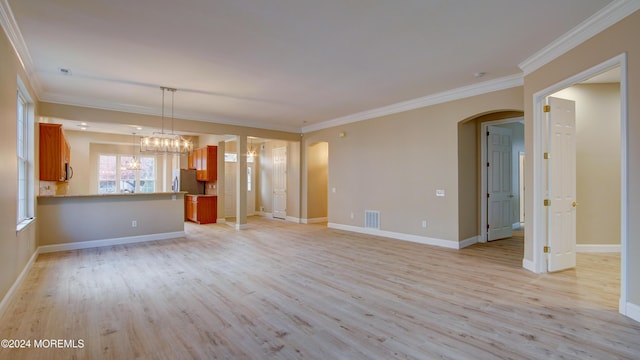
[131,220,137,228]
[422,220,427,228]
[350,212,354,219]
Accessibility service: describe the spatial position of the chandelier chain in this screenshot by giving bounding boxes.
[139,86,192,154]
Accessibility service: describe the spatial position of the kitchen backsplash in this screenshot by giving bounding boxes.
[39,181,69,196]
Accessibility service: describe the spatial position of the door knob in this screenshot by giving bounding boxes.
[572,201,578,207]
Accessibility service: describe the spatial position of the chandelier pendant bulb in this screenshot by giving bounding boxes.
[123,132,141,170]
[140,86,193,154]
[247,137,257,158]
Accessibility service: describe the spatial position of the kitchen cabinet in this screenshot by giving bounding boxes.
[186,195,217,224]
[39,123,72,182]
[194,145,217,182]
[187,152,196,170]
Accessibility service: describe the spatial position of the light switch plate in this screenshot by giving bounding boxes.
[436,189,445,197]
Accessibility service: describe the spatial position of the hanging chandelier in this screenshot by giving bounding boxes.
[247,137,257,158]
[140,86,193,154]
[124,132,141,170]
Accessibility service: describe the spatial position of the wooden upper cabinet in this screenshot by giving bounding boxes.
[187,152,196,170]
[39,123,71,182]
[194,148,203,180]
[195,146,217,182]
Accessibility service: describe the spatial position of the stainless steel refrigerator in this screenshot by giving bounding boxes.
[172,169,204,220]
[172,169,204,195]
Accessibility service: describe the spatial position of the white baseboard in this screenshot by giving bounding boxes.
[576,244,621,253]
[0,250,39,318]
[522,258,536,273]
[623,301,640,323]
[216,218,226,224]
[38,231,186,254]
[224,220,250,230]
[459,236,478,249]
[327,223,459,249]
[257,211,273,218]
[302,217,328,224]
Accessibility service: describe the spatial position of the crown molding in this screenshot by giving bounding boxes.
[0,0,43,96]
[39,92,301,134]
[302,73,523,133]
[519,0,640,75]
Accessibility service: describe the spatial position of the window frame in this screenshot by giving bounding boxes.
[98,153,157,194]
[16,78,34,231]
[98,154,117,194]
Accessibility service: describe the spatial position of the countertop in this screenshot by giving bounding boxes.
[38,191,188,199]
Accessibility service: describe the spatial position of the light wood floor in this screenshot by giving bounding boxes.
[1,218,638,359]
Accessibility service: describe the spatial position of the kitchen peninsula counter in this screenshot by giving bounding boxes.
[37,192,186,252]
[38,191,187,199]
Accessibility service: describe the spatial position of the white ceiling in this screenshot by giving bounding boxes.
[7,0,616,133]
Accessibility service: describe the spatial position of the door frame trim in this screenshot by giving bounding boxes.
[530,53,628,317]
[480,117,523,243]
[272,146,288,220]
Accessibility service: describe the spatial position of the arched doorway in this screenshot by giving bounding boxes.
[458,110,525,249]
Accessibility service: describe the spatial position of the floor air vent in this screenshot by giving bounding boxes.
[364,210,380,229]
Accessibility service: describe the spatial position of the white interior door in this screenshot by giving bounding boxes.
[487,125,513,241]
[547,96,577,272]
[225,161,236,217]
[273,147,287,219]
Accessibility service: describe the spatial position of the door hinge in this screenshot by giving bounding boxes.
[544,199,551,206]
[486,131,490,136]
[544,105,551,112]
[487,162,490,167]
[544,152,551,159]
[487,193,490,198]
[544,246,550,253]
[487,224,490,230]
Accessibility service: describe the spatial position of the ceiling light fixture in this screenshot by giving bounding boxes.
[247,137,257,158]
[140,87,193,154]
[124,133,141,171]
